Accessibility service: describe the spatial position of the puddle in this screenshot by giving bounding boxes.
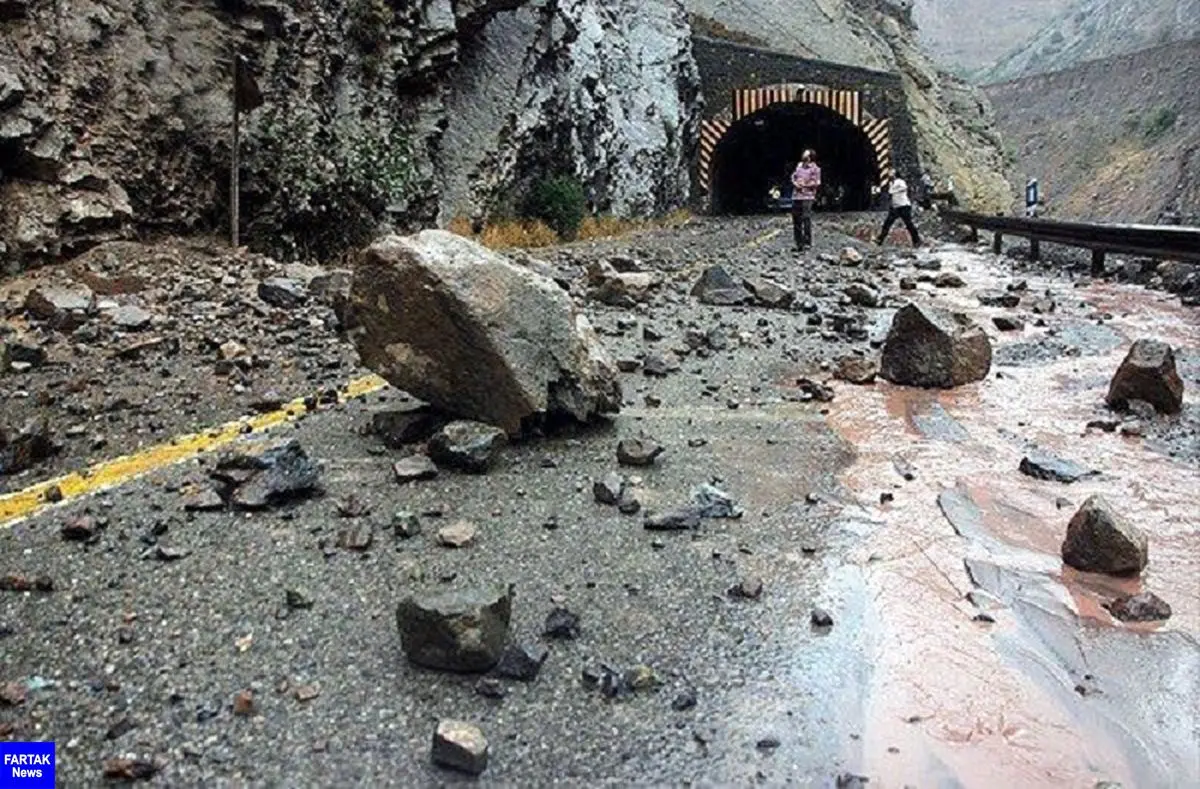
[821,246,1200,787]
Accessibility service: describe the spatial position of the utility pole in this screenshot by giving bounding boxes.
[230,53,263,250]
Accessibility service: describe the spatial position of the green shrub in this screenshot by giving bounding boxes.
[522,176,587,241]
[1142,106,1178,143]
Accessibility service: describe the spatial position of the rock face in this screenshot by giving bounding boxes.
[349,231,621,436]
[396,586,513,672]
[1106,340,1185,416]
[1,0,701,269]
[880,304,992,388]
[1061,495,1149,576]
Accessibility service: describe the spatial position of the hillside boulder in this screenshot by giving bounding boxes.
[880,304,992,388]
[349,231,621,436]
[1105,339,1184,415]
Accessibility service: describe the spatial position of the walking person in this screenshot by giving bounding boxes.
[791,150,821,252]
[875,174,922,247]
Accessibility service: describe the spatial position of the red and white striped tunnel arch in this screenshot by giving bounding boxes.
[698,83,893,198]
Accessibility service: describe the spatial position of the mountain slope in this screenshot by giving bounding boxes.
[986,38,1200,222]
[911,0,1073,74]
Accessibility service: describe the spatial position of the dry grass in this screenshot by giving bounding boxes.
[445,209,693,250]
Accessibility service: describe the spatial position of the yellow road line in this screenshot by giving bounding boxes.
[0,374,389,528]
[745,228,783,248]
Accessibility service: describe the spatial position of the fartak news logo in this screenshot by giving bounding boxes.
[0,742,55,788]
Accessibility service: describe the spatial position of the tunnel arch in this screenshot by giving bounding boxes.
[698,84,894,214]
[710,101,881,214]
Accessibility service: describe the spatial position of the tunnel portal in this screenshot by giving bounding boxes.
[710,101,880,214]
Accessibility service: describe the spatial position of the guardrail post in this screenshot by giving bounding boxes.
[1091,249,1105,276]
[1029,238,1040,261]
[992,233,1002,255]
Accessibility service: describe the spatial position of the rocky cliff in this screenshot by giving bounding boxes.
[911,0,1074,75]
[683,0,1010,211]
[0,0,701,269]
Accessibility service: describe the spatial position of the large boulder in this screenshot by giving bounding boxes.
[691,266,752,306]
[1105,339,1184,415]
[880,304,992,388]
[349,231,621,436]
[396,585,513,672]
[1061,495,1148,576]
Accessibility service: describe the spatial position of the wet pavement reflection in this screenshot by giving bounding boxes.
[823,245,1199,788]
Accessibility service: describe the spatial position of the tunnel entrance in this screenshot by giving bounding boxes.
[710,102,880,215]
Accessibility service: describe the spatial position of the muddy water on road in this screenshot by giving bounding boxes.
[824,246,1200,788]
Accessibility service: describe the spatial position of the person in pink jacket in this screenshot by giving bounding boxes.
[791,150,821,251]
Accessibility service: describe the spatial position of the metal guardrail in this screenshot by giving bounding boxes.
[940,209,1200,271]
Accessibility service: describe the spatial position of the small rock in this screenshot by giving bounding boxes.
[935,272,966,288]
[543,607,581,639]
[102,758,159,781]
[232,689,256,716]
[336,523,374,551]
[728,576,763,600]
[335,495,371,518]
[285,589,314,610]
[625,664,660,691]
[393,454,438,483]
[397,585,512,672]
[672,687,698,711]
[475,678,507,699]
[437,521,477,548]
[844,283,880,308]
[643,350,681,377]
[978,290,1020,308]
[371,407,445,448]
[1105,339,1184,415]
[811,608,834,628]
[880,303,991,388]
[0,681,26,706]
[834,355,878,385]
[60,515,100,542]
[644,508,701,531]
[1105,591,1171,622]
[391,510,422,539]
[212,439,321,510]
[431,719,489,775]
[1061,495,1148,576]
[593,473,624,505]
[294,683,321,702]
[743,277,795,308]
[692,266,753,305]
[494,643,548,681]
[24,284,95,328]
[258,277,308,308]
[840,247,863,265]
[182,488,224,512]
[756,736,781,750]
[899,277,917,291]
[110,304,153,331]
[617,488,642,514]
[428,421,506,473]
[617,434,664,467]
[795,378,835,402]
[992,316,1025,332]
[691,483,743,518]
[1018,451,1095,484]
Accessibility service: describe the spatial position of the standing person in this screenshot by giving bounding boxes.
[791,150,821,252]
[919,169,935,209]
[1025,177,1040,217]
[875,174,922,247]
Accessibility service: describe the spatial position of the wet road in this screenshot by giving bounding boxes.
[2,218,1197,786]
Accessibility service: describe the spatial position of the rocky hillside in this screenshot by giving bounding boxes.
[1,0,1009,271]
[911,0,1073,75]
[0,0,701,269]
[987,38,1200,222]
[682,0,1010,211]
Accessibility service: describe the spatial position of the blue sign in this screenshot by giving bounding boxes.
[0,742,54,788]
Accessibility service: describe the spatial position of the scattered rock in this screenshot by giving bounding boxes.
[431,719,489,775]
[428,420,506,473]
[1061,495,1148,576]
[391,510,422,539]
[102,757,159,781]
[437,521,477,548]
[294,684,321,702]
[899,277,917,291]
[728,576,763,600]
[617,434,664,467]
[844,283,881,308]
[60,516,100,543]
[396,585,512,672]
[643,350,681,377]
[543,607,581,640]
[840,247,863,265]
[0,681,26,706]
[232,689,256,716]
[586,261,659,306]
[371,407,445,448]
[935,272,966,288]
[1018,451,1095,484]
[0,420,58,476]
[672,687,698,711]
[494,643,548,681]
[692,265,752,305]
[978,290,1020,307]
[285,589,315,610]
[335,494,371,518]
[992,316,1025,332]
[336,523,374,551]
[109,304,153,331]
[643,508,701,531]
[1105,591,1171,623]
[474,678,507,699]
[210,439,321,510]
[1105,339,1184,415]
[258,277,308,308]
[743,276,794,308]
[393,455,438,484]
[834,356,878,385]
[795,378,835,402]
[691,484,743,518]
[593,473,625,505]
[349,231,621,436]
[24,284,95,328]
[0,574,54,593]
[811,608,834,628]
[617,487,642,514]
[880,303,992,388]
